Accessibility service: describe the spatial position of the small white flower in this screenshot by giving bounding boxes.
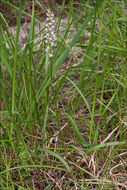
[50,17,54,21]
[46,12,51,16]
[51,25,55,29]
[49,54,53,57]
[53,34,56,39]
[52,20,56,23]
[51,31,54,35]
[46,46,49,51]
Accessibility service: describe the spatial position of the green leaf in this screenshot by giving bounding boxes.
[0,27,12,77]
[43,149,71,173]
[117,17,127,22]
[65,112,87,147]
[44,184,54,190]
[87,141,126,154]
[66,77,91,115]
[112,75,127,88]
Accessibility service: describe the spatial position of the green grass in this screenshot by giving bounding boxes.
[0,0,127,189]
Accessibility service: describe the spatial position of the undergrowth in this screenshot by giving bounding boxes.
[0,0,127,189]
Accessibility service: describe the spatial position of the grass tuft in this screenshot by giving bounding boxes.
[0,0,127,189]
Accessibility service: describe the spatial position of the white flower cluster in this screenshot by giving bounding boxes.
[44,9,56,57]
